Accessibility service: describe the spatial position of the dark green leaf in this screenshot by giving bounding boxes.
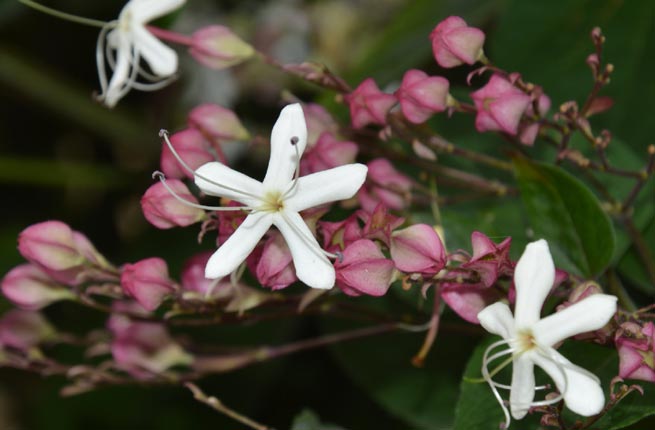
[291,410,348,430]
[514,157,616,277]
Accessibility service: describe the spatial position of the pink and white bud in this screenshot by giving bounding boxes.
[190,25,255,70]
[300,132,358,176]
[358,159,412,213]
[160,128,216,179]
[303,103,339,146]
[470,74,531,135]
[615,322,655,383]
[0,309,55,351]
[430,16,485,68]
[120,258,177,311]
[256,232,298,290]
[335,240,395,297]
[18,221,85,274]
[141,180,205,229]
[390,224,446,276]
[188,104,250,142]
[109,316,192,378]
[395,70,450,124]
[1,264,74,310]
[344,78,397,129]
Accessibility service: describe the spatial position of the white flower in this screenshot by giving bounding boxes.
[193,103,368,290]
[477,240,617,427]
[96,0,186,107]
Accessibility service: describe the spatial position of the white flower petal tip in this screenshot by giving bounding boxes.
[477,239,618,427]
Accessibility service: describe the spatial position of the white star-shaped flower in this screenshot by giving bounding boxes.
[193,103,368,290]
[477,240,617,427]
[97,0,186,107]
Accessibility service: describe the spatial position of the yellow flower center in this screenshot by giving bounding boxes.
[260,191,285,213]
[515,329,537,353]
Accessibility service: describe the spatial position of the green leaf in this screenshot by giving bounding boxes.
[291,410,348,430]
[513,157,616,277]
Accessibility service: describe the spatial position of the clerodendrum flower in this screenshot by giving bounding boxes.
[96,0,186,107]
[158,104,367,290]
[477,240,617,428]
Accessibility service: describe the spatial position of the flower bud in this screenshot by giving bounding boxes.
[181,251,218,297]
[395,70,449,124]
[120,258,177,311]
[319,214,362,253]
[390,224,446,276]
[359,204,405,246]
[518,93,551,146]
[189,25,255,70]
[430,16,485,68]
[188,103,250,142]
[160,128,216,179]
[256,232,298,290]
[335,239,395,296]
[358,159,412,212]
[109,316,192,378]
[18,221,85,273]
[0,309,55,351]
[1,264,74,310]
[141,180,205,229]
[470,75,531,135]
[344,78,397,129]
[615,322,655,383]
[300,132,358,176]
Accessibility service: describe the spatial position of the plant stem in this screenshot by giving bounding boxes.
[185,382,274,430]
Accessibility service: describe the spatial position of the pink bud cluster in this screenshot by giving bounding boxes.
[616,321,655,383]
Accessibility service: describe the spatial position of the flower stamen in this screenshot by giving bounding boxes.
[19,0,110,28]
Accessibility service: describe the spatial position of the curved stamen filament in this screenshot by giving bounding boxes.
[19,0,110,28]
[95,22,115,101]
[279,211,341,262]
[159,130,261,201]
[282,137,302,199]
[152,172,254,213]
[481,339,513,429]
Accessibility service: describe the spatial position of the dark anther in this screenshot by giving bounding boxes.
[335,251,344,264]
[290,136,299,146]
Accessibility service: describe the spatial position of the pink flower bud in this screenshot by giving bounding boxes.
[359,204,405,246]
[18,221,85,273]
[615,322,655,383]
[518,93,551,146]
[0,309,55,351]
[470,74,531,135]
[160,128,216,179]
[256,232,298,290]
[358,159,412,212]
[300,132,358,176]
[189,25,255,70]
[463,231,513,285]
[335,239,395,297]
[303,103,339,146]
[1,264,74,310]
[344,78,397,129]
[430,16,485,68]
[188,103,250,142]
[141,180,205,229]
[319,214,362,253]
[395,70,449,123]
[109,316,192,378]
[390,224,446,276]
[181,251,216,296]
[441,285,503,324]
[120,258,177,311]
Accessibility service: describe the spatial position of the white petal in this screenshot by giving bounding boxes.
[514,239,555,328]
[273,211,334,289]
[262,104,307,191]
[510,354,535,419]
[194,162,263,207]
[130,0,186,23]
[532,348,605,417]
[477,302,515,339]
[132,26,177,76]
[104,34,132,108]
[285,164,368,212]
[204,212,272,279]
[533,295,617,347]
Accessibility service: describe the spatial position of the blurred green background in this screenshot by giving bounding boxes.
[1,0,654,428]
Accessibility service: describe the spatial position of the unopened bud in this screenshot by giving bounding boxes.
[189,25,254,70]
[120,258,177,311]
[395,69,449,124]
[188,103,250,141]
[430,16,486,68]
[1,264,74,310]
[141,180,205,229]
